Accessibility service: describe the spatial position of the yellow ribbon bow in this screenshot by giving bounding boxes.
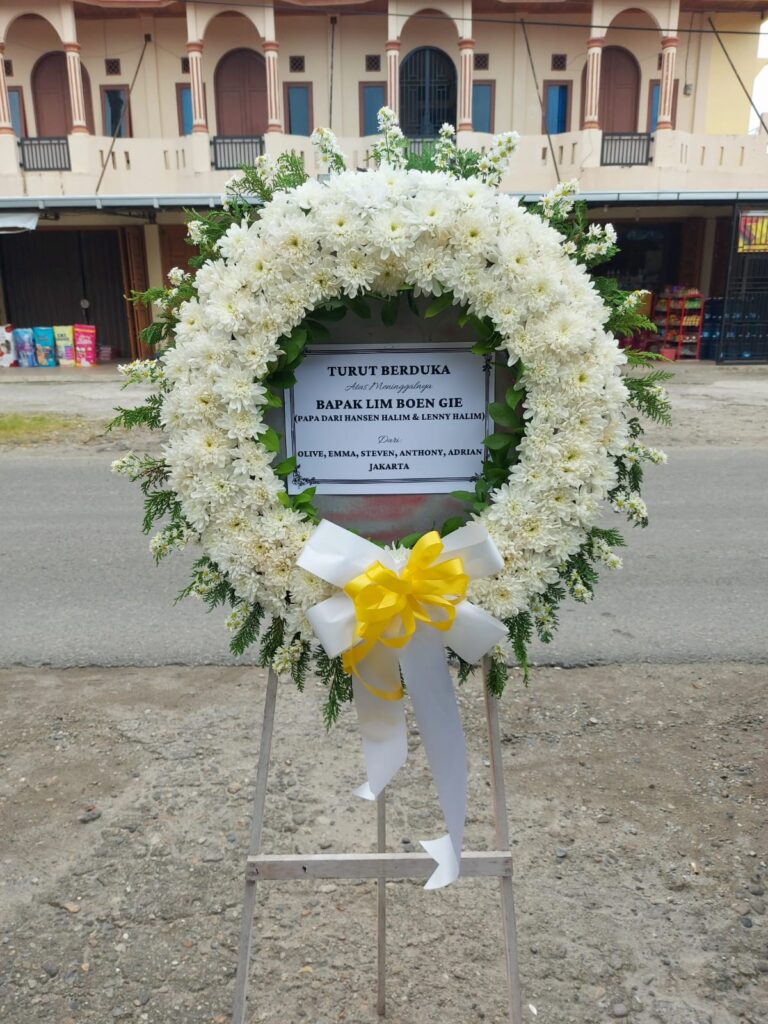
[342,531,469,700]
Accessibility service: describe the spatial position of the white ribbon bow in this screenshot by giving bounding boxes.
[297,520,506,889]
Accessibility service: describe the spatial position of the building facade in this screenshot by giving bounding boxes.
[0,0,766,359]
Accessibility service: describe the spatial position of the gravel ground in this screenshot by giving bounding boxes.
[1,362,766,1023]
[1,663,766,1024]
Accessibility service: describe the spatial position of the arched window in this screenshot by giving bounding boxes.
[32,51,94,135]
[214,48,267,136]
[581,46,640,132]
[399,46,457,138]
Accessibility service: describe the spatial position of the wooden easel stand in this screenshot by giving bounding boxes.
[232,661,524,1023]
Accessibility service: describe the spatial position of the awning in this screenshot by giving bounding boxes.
[0,211,39,232]
[0,191,766,215]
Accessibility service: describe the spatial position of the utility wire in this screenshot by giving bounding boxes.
[520,19,560,184]
[708,17,768,137]
[95,34,151,194]
[185,0,768,37]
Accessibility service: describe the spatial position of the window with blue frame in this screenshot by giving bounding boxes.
[102,86,130,137]
[285,84,311,136]
[544,82,570,134]
[360,82,386,135]
[177,83,193,135]
[648,79,677,130]
[649,81,661,131]
[472,82,493,132]
[8,87,24,136]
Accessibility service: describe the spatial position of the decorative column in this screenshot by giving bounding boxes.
[458,38,475,131]
[262,40,282,133]
[64,42,88,133]
[186,41,208,133]
[657,35,678,130]
[386,39,400,117]
[582,36,604,129]
[0,44,15,135]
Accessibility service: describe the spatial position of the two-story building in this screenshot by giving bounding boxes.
[0,0,765,360]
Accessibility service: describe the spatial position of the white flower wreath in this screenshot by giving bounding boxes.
[155,166,629,654]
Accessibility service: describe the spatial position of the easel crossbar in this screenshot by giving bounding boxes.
[247,851,513,881]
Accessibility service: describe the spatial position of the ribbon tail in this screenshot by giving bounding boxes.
[352,644,407,801]
[399,628,466,890]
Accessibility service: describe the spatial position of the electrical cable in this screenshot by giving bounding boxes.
[184,0,768,37]
[708,16,768,136]
[95,34,151,194]
[520,19,560,184]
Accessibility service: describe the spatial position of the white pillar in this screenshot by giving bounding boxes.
[458,38,474,131]
[657,35,677,130]
[64,42,88,133]
[186,41,208,133]
[263,40,282,133]
[386,39,400,117]
[0,44,14,135]
[583,36,604,129]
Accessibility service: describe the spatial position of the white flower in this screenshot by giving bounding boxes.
[152,165,644,654]
[310,126,346,171]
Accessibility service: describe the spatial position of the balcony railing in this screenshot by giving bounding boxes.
[406,137,437,156]
[600,132,653,167]
[211,135,265,170]
[19,137,71,171]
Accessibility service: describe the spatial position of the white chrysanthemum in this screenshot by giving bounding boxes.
[157,166,630,647]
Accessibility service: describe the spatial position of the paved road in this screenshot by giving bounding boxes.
[1,449,766,667]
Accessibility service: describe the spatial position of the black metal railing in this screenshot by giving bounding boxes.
[211,135,265,170]
[19,137,71,171]
[600,132,653,167]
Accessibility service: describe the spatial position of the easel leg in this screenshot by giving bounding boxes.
[483,658,524,1024]
[376,789,386,1017]
[232,668,279,1024]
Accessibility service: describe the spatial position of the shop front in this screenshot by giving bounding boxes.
[0,195,210,370]
[594,204,735,361]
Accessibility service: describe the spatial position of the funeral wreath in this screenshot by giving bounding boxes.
[113,111,670,726]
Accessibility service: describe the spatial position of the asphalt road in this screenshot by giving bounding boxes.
[1,449,766,667]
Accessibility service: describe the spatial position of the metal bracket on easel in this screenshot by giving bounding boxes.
[231,662,524,1024]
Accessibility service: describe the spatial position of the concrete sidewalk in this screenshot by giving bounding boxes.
[2,359,768,434]
[0,363,150,417]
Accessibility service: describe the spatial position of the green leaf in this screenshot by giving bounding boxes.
[381,295,399,326]
[312,304,347,322]
[441,515,465,536]
[489,402,521,429]
[261,427,281,453]
[305,318,330,340]
[468,314,492,339]
[272,456,296,477]
[397,532,421,549]
[470,337,498,355]
[505,386,524,408]
[348,296,372,319]
[424,292,453,318]
[264,389,283,408]
[277,491,291,507]
[449,490,476,502]
[280,330,307,364]
[267,369,296,389]
[293,487,317,507]
[484,432,515,451]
